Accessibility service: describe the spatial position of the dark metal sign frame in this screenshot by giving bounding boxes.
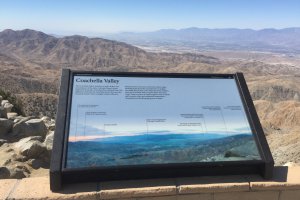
[50,69,274,191]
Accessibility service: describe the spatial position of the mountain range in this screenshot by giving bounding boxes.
[0,29,218,70]
[104,27,300,54]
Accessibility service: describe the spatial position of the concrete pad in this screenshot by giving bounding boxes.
[177,175,250,194]
[280,190,300,200]
[177,194,213,200]
[136,196,177,200]
[8,176,98,200]
[99,178,177,199]
[214,191,280,200]
[0,179,18,200]
[250,166,300,191]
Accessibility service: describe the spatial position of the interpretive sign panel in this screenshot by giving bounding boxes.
[50,69,274,191]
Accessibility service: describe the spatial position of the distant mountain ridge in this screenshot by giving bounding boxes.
[0,29,219,70]
[104,27,300,53]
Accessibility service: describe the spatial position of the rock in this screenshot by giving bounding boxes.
[42,131,54,164]
[7,112,18,120]
[5,148,14,153]
[0,106,7,118]
[0,95,2,102]
[48,123,55,131]
[13,154,28,162]
[0,166,10,178]
[0,139,7,146]
[4,103,13,113]
[16,136,43,143]
[294,93,300,101]
[28,159,47,169]
[9,168,27,179]
[14,116,34,124]
[1,100,9,107]
[14,163,31,174]
[42,116,55,131]
[3,158,12,165]
[44,131,54,150]
[0,118,13,137]
[15,136,46,159]
[12,118,47,138]
[41,116,50,122]
[224,150,243,158]
[0,143,15,166]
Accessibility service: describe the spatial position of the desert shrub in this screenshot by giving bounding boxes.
[0,88,24,115]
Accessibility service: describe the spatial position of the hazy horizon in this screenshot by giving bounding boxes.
[1,26,300,38]
[1,0,300,36]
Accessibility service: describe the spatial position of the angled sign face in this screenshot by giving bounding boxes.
[50,69,274,191]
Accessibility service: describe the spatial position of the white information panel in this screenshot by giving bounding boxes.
[66,76,261,168]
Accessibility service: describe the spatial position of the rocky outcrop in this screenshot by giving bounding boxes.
[12,118,47,139]
[0,166,10,178]
[0,118,13,137]
[15,137,46,159]
[0,106,7,118]
[0,139,7,146]
[44,131,54,151]
[0,96,55,179]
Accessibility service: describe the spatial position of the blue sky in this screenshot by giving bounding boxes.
[0,0,300,35]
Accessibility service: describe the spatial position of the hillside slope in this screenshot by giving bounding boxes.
[0,29,219,69]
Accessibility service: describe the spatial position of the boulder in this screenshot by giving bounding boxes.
[1,100,9,107]
[14,163,31,174]
[14,116,34,124]
[48,123,55,131]
[16,136,43,143]
[294,93,300,101]
[42,116,55,131]
[42,131,54,163]
[13,118,47,138]
[44,131,54,150]
[0,106,7,118]
[0,139,7,146]
[41,116,50,122]
[0,166,10,179]
[7,112,18,120]
[4,103,13,113]
[13,154,28,162]
[0,118,13,137]
[9,168,27,179]
[15,136,46,159]
[28,159,47,169]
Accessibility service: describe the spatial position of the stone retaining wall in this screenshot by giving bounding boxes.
[1,166,300,200]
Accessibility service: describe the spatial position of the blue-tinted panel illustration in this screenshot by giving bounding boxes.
[66,76,261,168]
